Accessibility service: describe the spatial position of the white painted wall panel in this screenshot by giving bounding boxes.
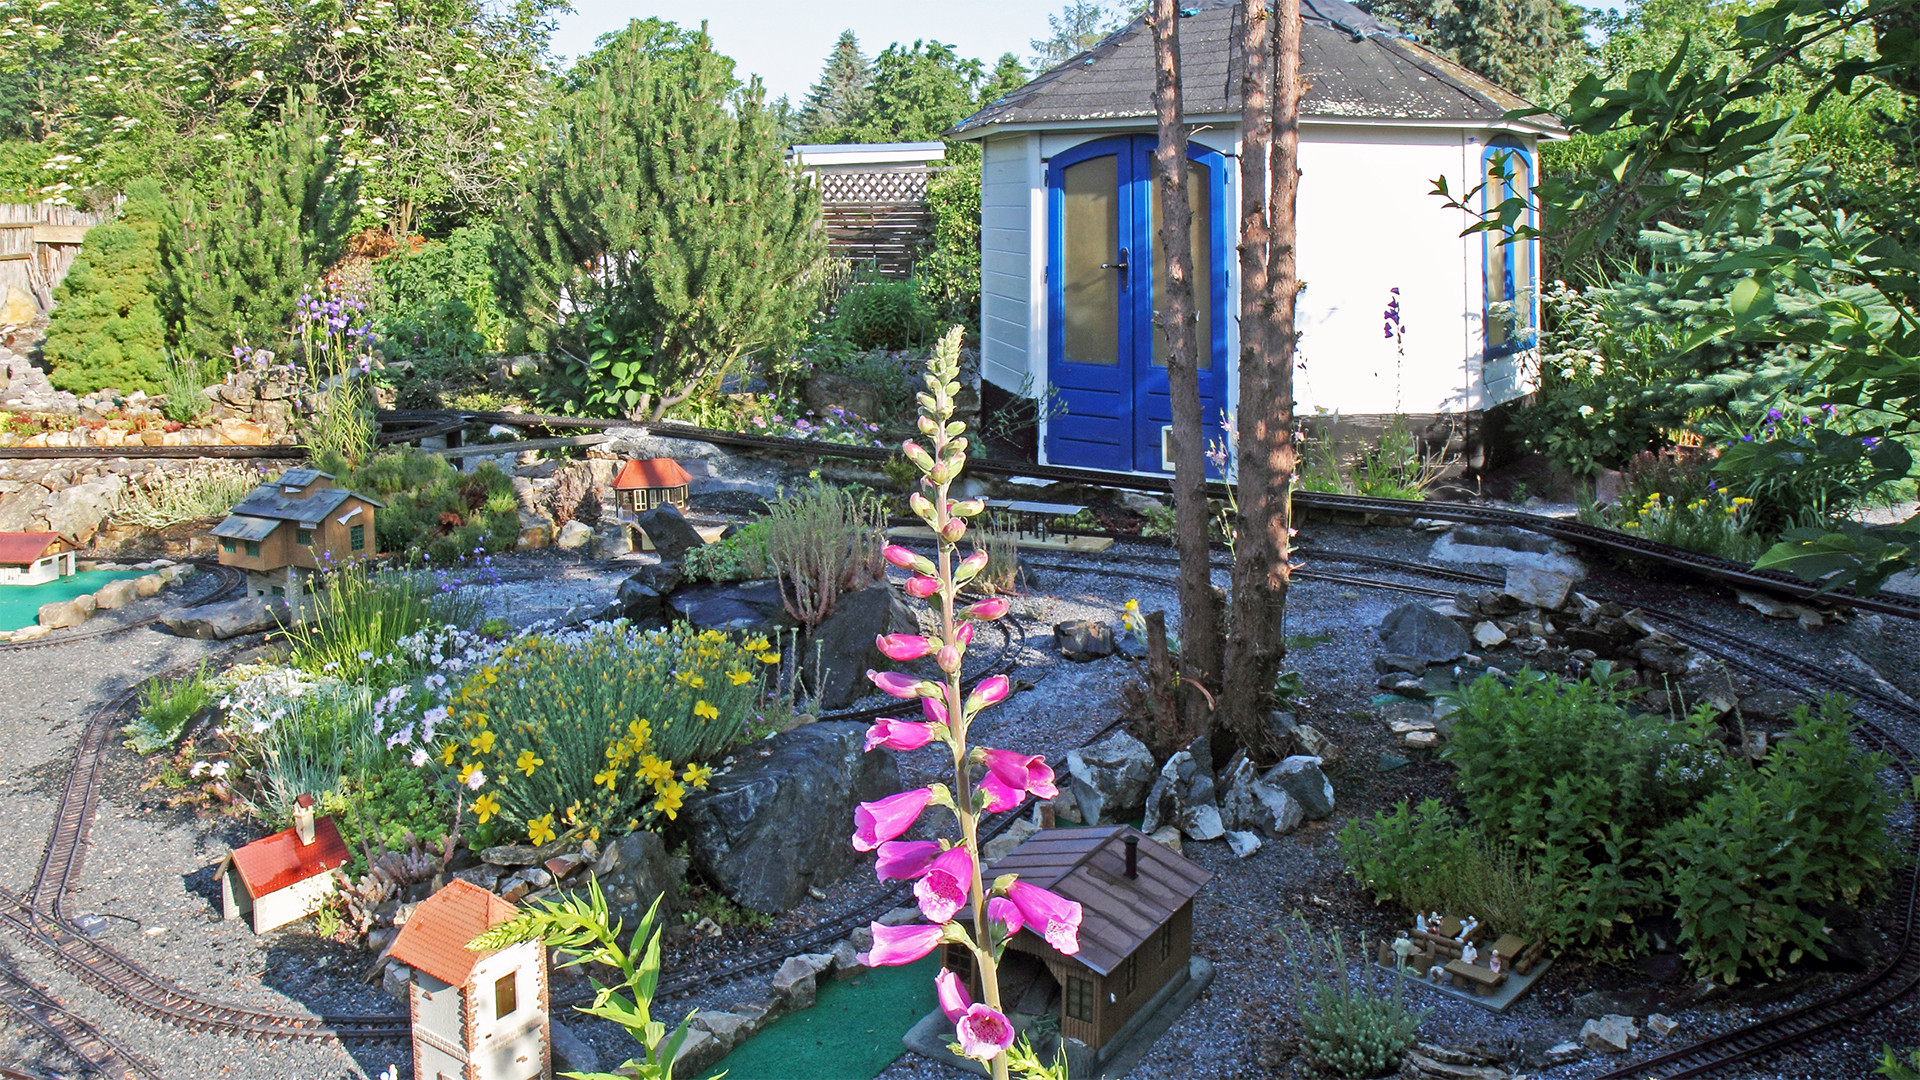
[980,134,1035,392]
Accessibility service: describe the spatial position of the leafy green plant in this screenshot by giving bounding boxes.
[918,146,984,327]
[681,521,772,583]
[1278,916,1429,1079]
[1337,799,1554,945]
[681,885,774,932]
[43,180,169,395]
[158,350,220,424]
[125,661,213,753]
[831,277,934,350]
[761,480,887,628]
[470,884,696,1080]
[115,462,265,529]
[330,447,520,563]
[1878,1046,1920,1079]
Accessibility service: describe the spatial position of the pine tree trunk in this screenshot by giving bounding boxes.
[1151,0,1222,688]
[1221,0,1302,748]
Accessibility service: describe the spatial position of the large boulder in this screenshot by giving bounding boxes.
[38,597,92,629]
[589,829,687,928]
[1064,731,1155,826]
[668,580,797,637]
[92,577,138,610]
[160,597,286,640]
[1504,566,1576,612]
[43,475,123,544]
[1377,603,1471,664]
[803,369,882,421]
[803,584,917,710]
[1242,780,1305,838]
[683,721,898,912]
[1054,620,1114,662]
[555,519,593,550]
[634,504,707,562]
[1262,755,1335,820]
[0,483,49,531]
[616,577,665,623]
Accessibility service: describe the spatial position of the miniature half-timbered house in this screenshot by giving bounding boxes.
[946,826,1209,1067]
[216,794,348,933]
[389,879,551,1080]
[211,468,383,601]
[0,532,75,586]
[611,458,692,518]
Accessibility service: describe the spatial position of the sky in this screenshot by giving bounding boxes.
[551,2,1627,105]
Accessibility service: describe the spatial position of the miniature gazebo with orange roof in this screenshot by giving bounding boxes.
[611,458,692,518]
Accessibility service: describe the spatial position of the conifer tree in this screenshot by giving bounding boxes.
[156,96,358,359]
[42,179,168,393]
[795,30,872,142]
[499,20,824,420]
[1358,0,1587,91]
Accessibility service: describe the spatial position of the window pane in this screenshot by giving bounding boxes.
[495,972,517,1019]
[1152,160,1212,370]
[1062,156,1120,367]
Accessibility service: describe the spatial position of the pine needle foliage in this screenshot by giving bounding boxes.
[42,180,169,394]
[499,20,825,420]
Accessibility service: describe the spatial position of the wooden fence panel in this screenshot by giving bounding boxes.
[812,166,942,280]
[0,202,110,316]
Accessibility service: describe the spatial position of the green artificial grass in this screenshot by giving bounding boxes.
[695,955,938,1080]
[0,570,145,632]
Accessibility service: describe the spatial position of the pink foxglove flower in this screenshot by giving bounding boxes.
[868,669,939,700]
[955,1004,1017,1061]
[935,966,971,1023]
[883,545,923,570]
[914,845,975,923]
[857,921,945,967]
[874,840,943,881]
[982,748,1059,800]
[940,518,967,543]
[876,633,934,662]
[956,551,989,578]
[987,895,1022,939]
[922,696,949,726]
[963,674,1012,713]
[963,597,1010,621]
[953,621,975,646]
[978,772,1025,813]
[852,788,933,851]
[905,575,941,599]
[865,718,935,752]
[1008,881,1083,955]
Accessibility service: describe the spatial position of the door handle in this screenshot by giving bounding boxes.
[1101,247,1130,288]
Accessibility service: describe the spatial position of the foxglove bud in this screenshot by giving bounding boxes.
[937,645,962,673]
[940,518,967,544]
[950,498,986,518]
[905,575,941,599]
[955,551,989,583]
[953,621,975,646]
[902,440,934,471]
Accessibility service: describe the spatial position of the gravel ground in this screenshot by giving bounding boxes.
[0,513,1912,1080]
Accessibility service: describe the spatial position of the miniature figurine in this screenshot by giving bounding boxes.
[1489,949,1503,975]
[1429,910,1442,933]
[1428,963,1446,981]
[1461,940,1479,966]
[1413,912,1428,933]
[1458,914,1479,941]
[1392,932,1418,971]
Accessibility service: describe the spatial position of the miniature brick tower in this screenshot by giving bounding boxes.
[388,879,551,1080]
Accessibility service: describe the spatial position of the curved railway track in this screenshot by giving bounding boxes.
[0,958,159,1080]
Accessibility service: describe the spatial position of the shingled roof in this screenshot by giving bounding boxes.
[389,879,521,988]
[0,533,60,566]
[220,478,382,529]
[989,825,1209,977]
[612,458,692,490]
[951,0,1560,138]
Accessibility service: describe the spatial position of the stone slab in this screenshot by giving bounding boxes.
[1380,956,1554,1014]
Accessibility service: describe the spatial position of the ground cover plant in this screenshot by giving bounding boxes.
[114,462,267,530]
[1278,916,1429,1078]
[1340,669,1898,983]
[124,660,213,754]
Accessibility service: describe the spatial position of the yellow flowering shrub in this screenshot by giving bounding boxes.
[447,622,768,845]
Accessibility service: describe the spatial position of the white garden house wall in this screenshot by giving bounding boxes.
[952,0,1561,474]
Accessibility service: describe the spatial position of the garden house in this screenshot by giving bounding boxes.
[611,457,692,518]
[389,879,551,1080]
[211,468,382,600]
[0,532,75,586]
[948,0,1562,474]
[215,794,348,933]
[945,826,1209,1068]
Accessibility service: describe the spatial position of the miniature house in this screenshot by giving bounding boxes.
[389,879,551,1080]
[611,458,692,518]
[211,468,383,600]
[0,532,75,586]
[948,0,1562,474]
[216,794,348,933]
[945,826,1209,1071]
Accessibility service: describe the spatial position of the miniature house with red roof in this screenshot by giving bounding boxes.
[389,879,551,1080]
[611,458,691,518]
[0,533,75,586]
[215,794,349,933]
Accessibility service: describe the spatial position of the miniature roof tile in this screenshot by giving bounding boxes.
[612,458,693,490]
[950,0,1560,138]
[210,515,280,542]
[227,817,349,899]
[274,468,335,490]
[0,532,60,565]
[988,825,1210,976]
[222,481,383,530]
[389,879,521,988]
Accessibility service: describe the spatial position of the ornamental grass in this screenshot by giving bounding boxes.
[444,622,776,845]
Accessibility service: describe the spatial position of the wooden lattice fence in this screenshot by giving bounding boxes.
[0,203,110,315]
[813,166,943,279]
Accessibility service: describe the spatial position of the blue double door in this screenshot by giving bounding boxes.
[1045,136,1230,473]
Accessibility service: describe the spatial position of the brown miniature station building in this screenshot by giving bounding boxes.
[389,879,551,1080]
[939,825,1211,1074]
[211,468,382,601]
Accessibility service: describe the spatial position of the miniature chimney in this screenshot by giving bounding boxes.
[293,793,317,847]
[1123,834,1139,879]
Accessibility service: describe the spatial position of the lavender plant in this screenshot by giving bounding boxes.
[850,326,1072,1079]
[293,282,378,466]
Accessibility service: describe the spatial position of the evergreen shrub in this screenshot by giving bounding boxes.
[42,180,169,394]
[831,277,934,350]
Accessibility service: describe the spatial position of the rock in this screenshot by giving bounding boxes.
[0,484,50,531]
[1378,603,1471,664]
[627,560,686,595]
[1504,566,1575,612]
[1388,718,1436,735]
[803,368,882,421]
[669,1028,721,1076]
[667,579,797,637]
[633,504,707,562]
[483,841,572,868]
[693,1008,760,1050]
[803,583,916,710]
[1064,731,1155,826]
[1373,653,1427,675]
[1113,628,1149,659]
[1141,752,1189,835]
[1678,651,1740,714]
[1580,1015,1638,1054]
[983,817,1039,863]
[772,956,820,1011]
[6,625,51,642]
[550,1019,602,1075]
[831,939,861,972]
[1471,621,1507,649]
[1571,990,1655,1020]
[1054,619,1114,662]
[555,519,594,550]
[381,962,412,1004]
[593,527,634,560]
[37,598,92,629]
[1148,826,1182,854]
[1400,1049,1514,1080]
[1120,491,1166,516]
[93,577,138,610]
[133,573,166,598]
[1404,731,1441,749]
[1243,780,1305,838]
[684,721,897,912]
[1262,756,1334,820]
[1217,755,1258,831]
[1542,1041,1584,1066]
[43,475,122,544]
[1292,724,1341,766]
[1178,801,1224,841]
[1738,689,1807,725]
[590,829,687,927]
[0,286,37,326]
[1736,590,1823,628]
[216,417,271,445]
[1646,1013,1677,1039]
[1225,829,1262,858]
[158,597,287,640]
[1041,790,1083,825]
[616,577,665,622]
[453,866,501,891]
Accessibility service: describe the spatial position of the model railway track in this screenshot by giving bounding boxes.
[0,562,244,654]
[0,960,161,1079]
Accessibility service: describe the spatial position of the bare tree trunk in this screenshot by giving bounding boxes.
[1151,0,1222,689]
[1220,0,1302,749]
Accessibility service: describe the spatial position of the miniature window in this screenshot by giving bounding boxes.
[350,524,365,551]
[1065,975,1093,1022]
[221,538,235,553]
[1158,921,1173,963]
[296,528,313,545]
[245,541,260,558]
[1122,953,1138,997]
[495,971,517,1019]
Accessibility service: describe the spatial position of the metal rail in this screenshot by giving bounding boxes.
[0,960,161,1080]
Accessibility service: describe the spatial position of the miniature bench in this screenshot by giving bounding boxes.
[1445,959,1508,996]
